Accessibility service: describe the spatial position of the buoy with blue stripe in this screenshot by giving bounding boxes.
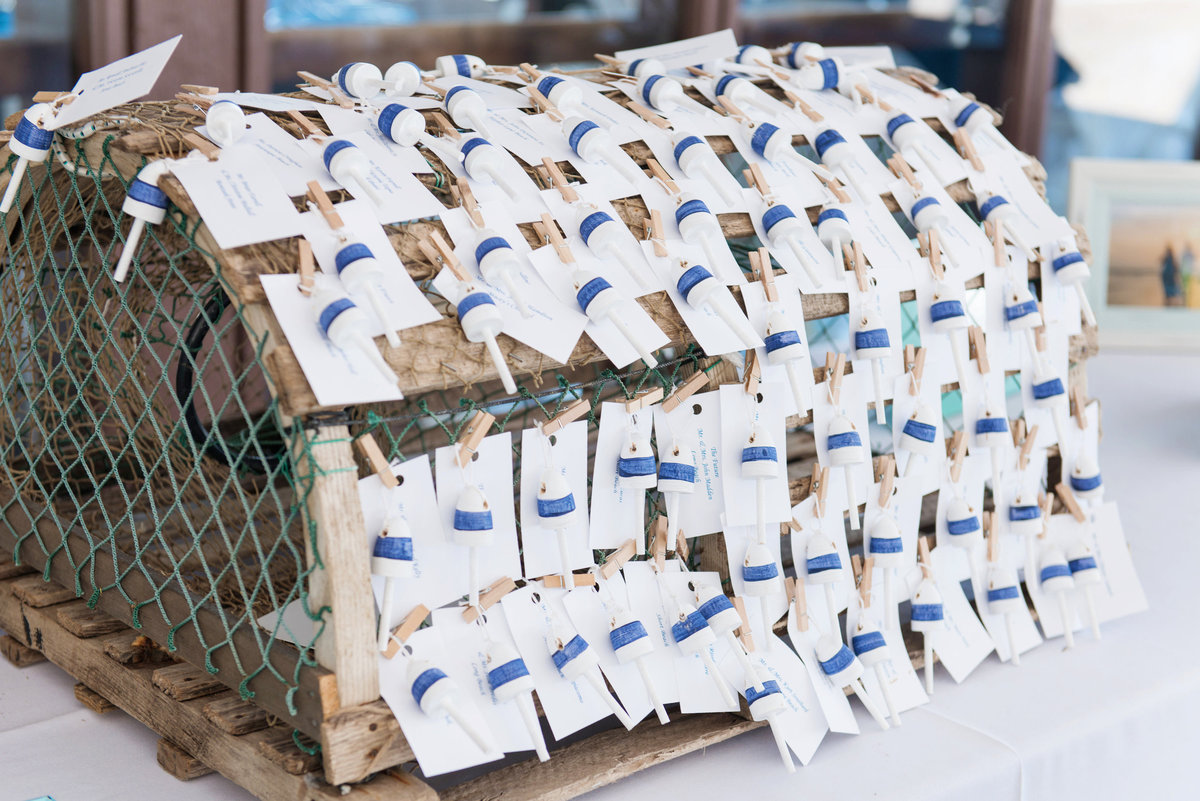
[578,207,649,290]
[636,73,708,115]
[1005,281,1043,365]
[1030,363,1069,453]
[711,73,777,115]
[548,627,634,729]
[975,408,1010,494]
[1038,544,1076,649]
[334,239,402,348]
[764,307,810,415]
[460,137,520,200]
[743,541,783,647]
[855,308,893,425]
[406,656,493,752]
[948,95,1011,155]
[382,61,422,96]
[435,53,487,79]
[673,193,728,278]
[323,139,386,209]
[811,127,873,201]
[733,44,774,71]
[817,205,853,276]
[816,633,890,729]
[474,229,531,318]
[693,580,764,691]
[1,103,54,214]
[113,160,172,283]
[884,112,954,187]
[204,99,246,148]
[827,414,865,530]
[619,56,665,80]
[868,514,905,620]
[899,401,939,478]
[796,56,845,92]
[1047,240,1097,327]
[744,664,796,773]
[910,569,945,694]
[372,515,413,651]
[851,617,902,726]
[806,536,844,638]
[762,202,826,287]
[331,62,385,99]
[617,424,657,491]
[974,189,1036,261]
[777,41,824,69]
[452,282,516,394]
[657,437,696,546]
[608,605,669,723]
[672,259,760,349]
[672,133,740,206]
[945,496,982,548]
[986,562,1025,665]
[666,596,736,708]
[742,423,780,545]
[311,286,400,386]
[930,279,970,386]
[570,268,657,367]
[562,115,643,184]
[485,638,549,762]
[1007,493,1043,538]
[1070,452,1103,504]
[536,76,587,117]
[538,468,579,587]
[452,485,494,608]
[1067,541,1103,639]
[746,121,834,181]
[377,103,426,147]
[904,194,965,268]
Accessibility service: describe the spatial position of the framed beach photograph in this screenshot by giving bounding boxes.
[1069,158,1200,350]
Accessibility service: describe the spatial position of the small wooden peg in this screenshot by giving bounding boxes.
[541,573,596,589]
[790,575,809,631]
[599,539,637,580]
[744,163,771,198]
[818,173,851,204]
[918,535,933,576]
[453,179,486,228]
[953,128,985,172]
[297,70,354,108]
[535,213,575,265]
[675,529,690,561]
[519,62,543,81]
[888,153,922,191]
[421,230,469,283]
[355,432,399,489]
[543,398,590,436]
[419,79,447,99]
[287,110,324,138]
[948,430,967,483]
[644,159,679,194]
[985,512,999,562]
[743,349,761,397]
[1054,482,1086,523]
[716,96,747,121]
[645,210,669,258]
[593,53,621,67]
[384,604,430,658]
[180,83,219,95]
[305,181,345,230]
[969,326,991,375]
[749,247,778,302]
[455,410,496,468]
[1018,423,1039,471]
[540,157,580,202]
[731,597,756,652]
[1012,417,1027,449]
[461,577,518,623]
[662,370,710,413]
[1072,388,1089,430]
[625,100,672,128]
[182,132,220,161]
[784,90,823,122]
[827,352,846,405]
[652,516,668,573]
[849,240,869,292]
[526,84,563,121]
[877,454,895,506]
[810,463,829,518]
[905,345,926,396]
[297,239,315,297]
[860,556,874,605]
[919,229,945,280]
[175,91,216,108]
[985,219,1007,267]
[625,387,664,413]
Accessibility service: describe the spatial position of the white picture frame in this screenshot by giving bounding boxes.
[1068,157,1200,351]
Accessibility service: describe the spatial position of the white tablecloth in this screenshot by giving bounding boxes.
[2,351,1197,801]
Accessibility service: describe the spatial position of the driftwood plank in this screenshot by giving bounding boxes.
[157,737,215,781]
[10,575,76,608]
[56,603,127,639]
[152,663,228,701]
[74,682,118,714]
[0,633,45,666]
[203,694,271,735]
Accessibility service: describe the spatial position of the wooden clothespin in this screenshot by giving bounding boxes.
[173,103,206,120]
[306,181,345,230]
[904,345,926,397]
[685,65,714,78]
[541,573,596,589]
[662,371,710,414]
[418,230,470,283]
[644,209,669,258]
[355,432,398,489]
[625,100,672,129]
[953,128,985,172]
[1015,421,1039,471]
[652,516,669,573]
[527,84,564,121]
[877,454,895,507]
[519,62,542,81]
[450,178,486,228]
[784,90,824,122]
[625,387,664,413]
[743,163,771,199]
[543,398,590,436]
[182,132,220,161]
[985,511,999,563]
[675,529,689,562]
[297,239,316,297]
[645,158,679,195]
[455,409,495,468]
[825,352,846,405]
[787,575,809,631]
[1038,492,1054,537]
[1071,388,1089,430]
[461,577,518,622]
[969,326,991,375]
[854,83,876,105]
[810,463,829,518]
[917,230,944,280]
[175,91,216,109]
[1054,482,1087,523]
[599,539,637,580]
[917,535,933,577]
[419,79,447,99]
[888,153,922,191]
[287,110,324,139]
[540,156,579,202]
[818,173,851,204]
[593,53,621,68]
[908,74,945,98]
[383,604,430,658]
[428,111,459,141]
[297,70,354,108]
[749,247,778,302]
[180,83,218,96]
[845,240,869,292]
[743,349,762,397]
[984,219,1007,268]
[731,596,756,652]
[717,96,748,122]
[534,213,575,265]
[947,430,967,483]
[32,90,71,104]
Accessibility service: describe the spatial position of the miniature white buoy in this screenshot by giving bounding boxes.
[571,269,658,367]
[334,240,402,348]
[608,607,670,724]
[796,57,845,92]
[312,286,400,386]
[744,665,796,773]
[536,76,587,117]
[694,582,763,692]
[884,113,955,187]
[673,259,760,349]
[657,437,696,543]
[748,122,833,180]
[945,496,982,548]
[537,468,578,586]
[453,484,494,608]
[868,515,905,623]
[636,73,708,115]
[975,191,1035,261]
[986,564,1025,665]
[674,194,730,278]
[1048,241,1097,327]
[372,515,413,651]
[826,415,864,530]
[407,658,493,752]
[460,137,522,200]
[950,97,1012,155]
[850,617,901,726]
[578,208,648,289]
[910,578,945,694]
[378,103,427,146]
[855,309,892,425]
[741,423,780,544]
[474,230,532,318]
[485,639,549,762]
[550,630,634,728]
[562,116,644,184]
[899,402,938,478]
[975,408,1010,494]
[113,159,172,283]
[667,599,736,708]
[323,139,386,209]
[762,203,825,287]
[617,426,657,490]
[712,74,778,115]
[673,134,740,206]
[1070,452,1103,504]
[1039,544,1076,649]
[0,103,54,214]
[778,41,824,69]
[453,284,517,394]
[930,279,970,387]
[1007,494,1043,538]
[623,57,666,80]
[764,308,809,415]
[1067,541,1103,639]
[1005,281,1043,364]
[906,195,965,269]
[445,85,493,137]
[815,634,890,730]
[436,53,487,79]
[805,536,844,638]
[811,128,873,201]
[1030,366,1069,453]
[742,541,783,648]
[334,62,385,99]
[204,99,245,148]
[734,44,775,70]
[381,61,422,96]
[816,206,852,276]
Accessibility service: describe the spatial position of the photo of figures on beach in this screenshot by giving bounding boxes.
[1107,203,1200,309]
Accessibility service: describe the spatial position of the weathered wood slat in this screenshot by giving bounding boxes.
[153,663,229,701]
[157,737,215,781]
[10,575,77,607]
[204,694,272,735]
[0,633,45,666]
[74,682,118,714]
[56,603,127,639]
